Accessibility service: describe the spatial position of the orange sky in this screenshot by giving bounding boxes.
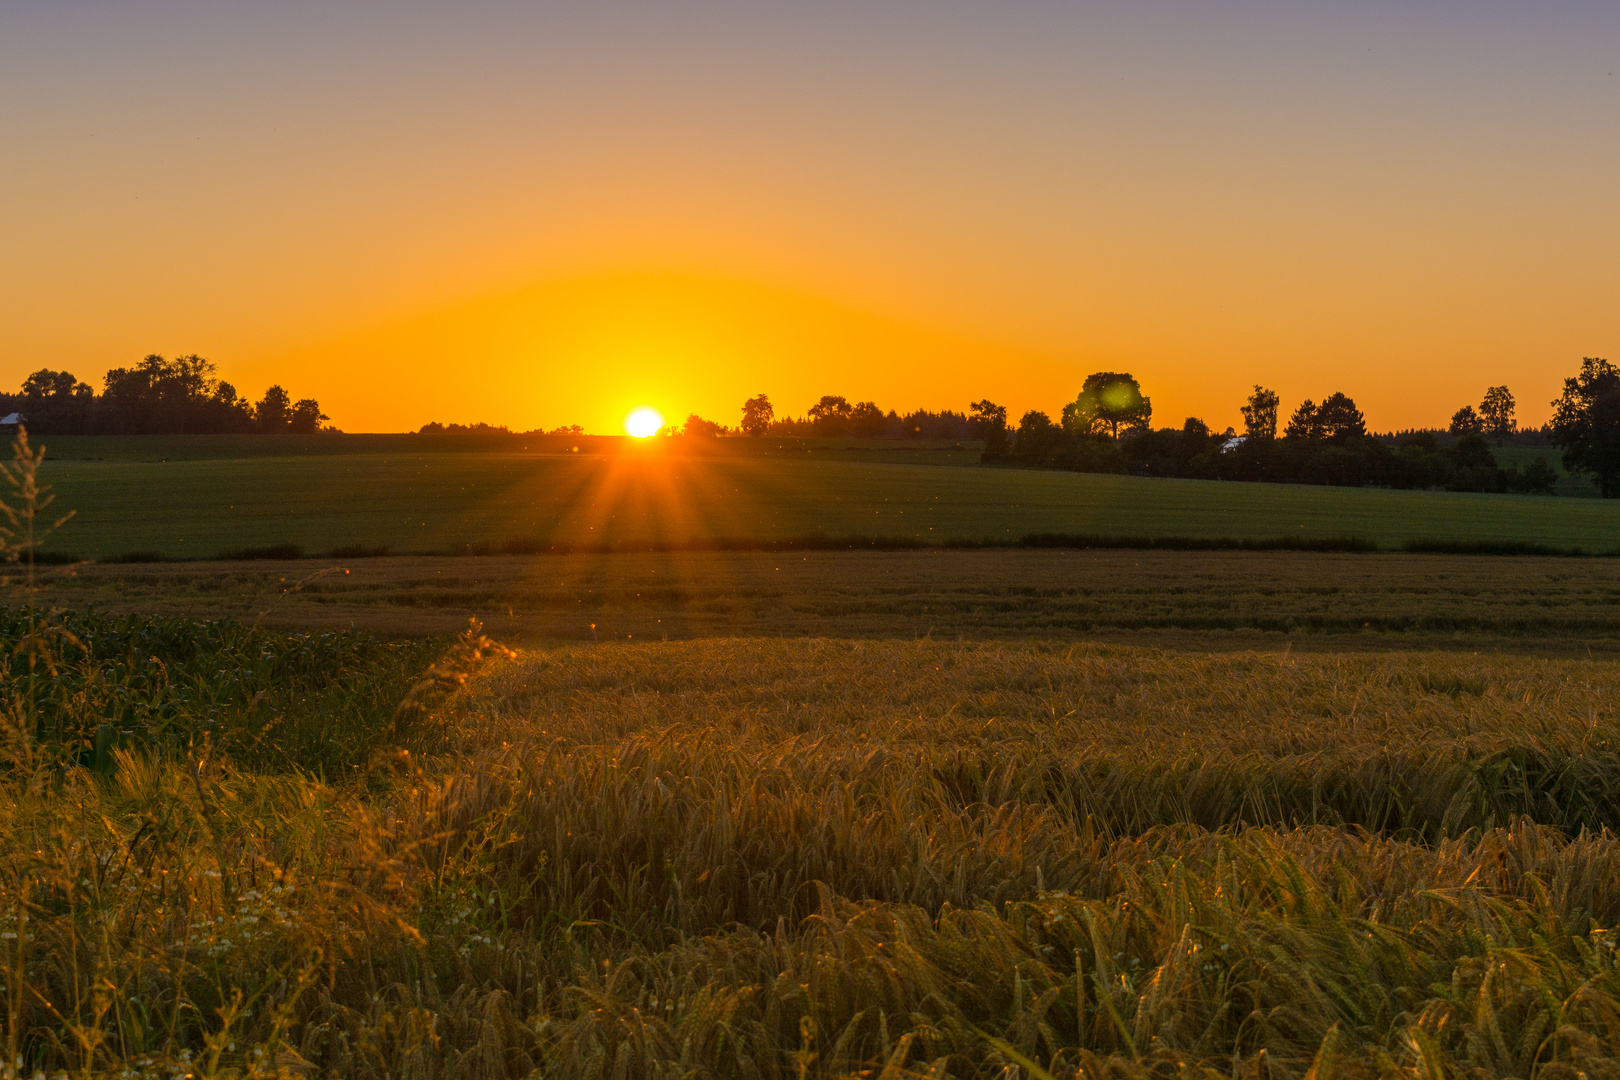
[2,3,1617,434]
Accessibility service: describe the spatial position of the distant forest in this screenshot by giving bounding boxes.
[0,355,328,435]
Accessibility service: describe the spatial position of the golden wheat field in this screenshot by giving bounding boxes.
[8,636,1620,1078]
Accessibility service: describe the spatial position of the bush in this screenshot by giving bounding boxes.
[0,608,445,775]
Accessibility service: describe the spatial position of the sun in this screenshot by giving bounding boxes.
[625,407,664,438]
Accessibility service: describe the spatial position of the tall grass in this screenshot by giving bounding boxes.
[0,607,445,776]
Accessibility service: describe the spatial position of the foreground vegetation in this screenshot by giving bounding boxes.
[7,627,1620,1077]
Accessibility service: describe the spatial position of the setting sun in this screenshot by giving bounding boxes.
[625,407,664,438]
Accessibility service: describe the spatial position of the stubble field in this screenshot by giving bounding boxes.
[32,547,1620,651]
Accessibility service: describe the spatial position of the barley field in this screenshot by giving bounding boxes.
[7,624,1620,1077]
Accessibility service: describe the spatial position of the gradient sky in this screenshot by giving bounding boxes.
[3,2,1617,434]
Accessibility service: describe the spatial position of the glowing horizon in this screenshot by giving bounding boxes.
[3,3,1617,435]
[625,407,665,438]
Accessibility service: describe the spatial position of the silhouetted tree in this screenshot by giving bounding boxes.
[1480,385,1516,441]
[256,385,292,432]
[970,399,1009,461]
[849,401,887,438]
[1011,410,1066,465]
[21,370,92,399]
[13,355,322,434]
[970,400,1008,429]
[740,394,773,436]
[99,354,255,434]
[1288,394,1364,442]
[1449,405,1484,436]
[681,414,725,437]
[1062,373,1151,439]
[288,398,328,434]
[1314,393,1366,442]
[1241,386,1279,441]
[808,395,853,436]
[1550,357,1620,498]
[1285,399,1319,440]
[17,369,94,433]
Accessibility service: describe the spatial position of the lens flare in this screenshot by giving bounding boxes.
[625,407,664,438]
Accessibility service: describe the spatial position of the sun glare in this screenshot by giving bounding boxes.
[625,407,664,438]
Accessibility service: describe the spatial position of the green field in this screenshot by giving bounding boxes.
[31,436,1620,558]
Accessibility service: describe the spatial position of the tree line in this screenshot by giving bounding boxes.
[715,395,982,440]
[713,358,1620,497]
[1,355,328,435]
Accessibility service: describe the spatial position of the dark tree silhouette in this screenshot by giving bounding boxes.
[1288,393,1364,441]
[970,399,1009,461]
[970,400,1007,429]
[1550,357,1620,498]
[21,370,92,399]
[850,401,887,438]
[740,394,773,437]
[256,386,293,432]
[1062,373,1151,438]
[7,355,318,434]
[1241,386,1279,441]
[1285,399,1320,439]
[1315,393,1366,441]
[808,395,853,436]
[17,369,95,433]
[1449,405,1484,436]
[681,414,725,437]
[289,398,329,434]
[1480,385,1516,441]
[100,354,256,434]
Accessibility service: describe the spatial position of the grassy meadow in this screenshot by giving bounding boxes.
[7,431,1620,1076]
[30,436,1620,559]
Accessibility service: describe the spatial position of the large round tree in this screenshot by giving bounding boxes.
[1550,357,1620,498]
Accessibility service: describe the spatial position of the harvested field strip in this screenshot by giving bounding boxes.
[36,549,1620,646]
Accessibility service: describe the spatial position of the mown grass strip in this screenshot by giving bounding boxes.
[83,532,1620,563]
